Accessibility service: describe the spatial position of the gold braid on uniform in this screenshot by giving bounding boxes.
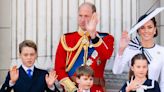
[60,28,100,92]
[60,27,90,72]
[61,35,83,52]
[59,77,77,92]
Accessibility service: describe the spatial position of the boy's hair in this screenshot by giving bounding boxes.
[19,40,37,54]
[129,53,148,80]
[76,65,94,78]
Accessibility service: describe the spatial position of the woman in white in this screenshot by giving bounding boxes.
[112,14,164,92]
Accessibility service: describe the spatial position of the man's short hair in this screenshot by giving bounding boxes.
[79,2,96,13]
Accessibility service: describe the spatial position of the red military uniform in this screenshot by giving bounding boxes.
[55,28,114,92]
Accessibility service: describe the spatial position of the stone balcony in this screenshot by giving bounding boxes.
[104,70,128,92]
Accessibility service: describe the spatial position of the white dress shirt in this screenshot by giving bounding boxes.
[82,89,90,92]
[22,64,34,76]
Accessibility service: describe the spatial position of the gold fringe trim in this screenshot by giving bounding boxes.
[66,52,72,67]
[59,77,77,92]
[66,43,83,71]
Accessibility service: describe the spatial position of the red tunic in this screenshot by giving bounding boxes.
[55,30,114,92]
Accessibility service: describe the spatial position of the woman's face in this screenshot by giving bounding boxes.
[138,20,156,41]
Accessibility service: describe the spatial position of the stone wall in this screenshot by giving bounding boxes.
[104,70,128,92]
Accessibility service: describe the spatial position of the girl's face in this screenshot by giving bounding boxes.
[138,20,156,42]
[131,59,148,79]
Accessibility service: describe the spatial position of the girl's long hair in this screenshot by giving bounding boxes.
[129,53,149,80]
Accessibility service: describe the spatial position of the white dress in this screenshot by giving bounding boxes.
[112,43,164,92]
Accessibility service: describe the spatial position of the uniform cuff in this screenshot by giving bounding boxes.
[59,77,77,92]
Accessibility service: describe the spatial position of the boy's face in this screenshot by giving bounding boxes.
[19,47,37,68]
[76,75,93,90]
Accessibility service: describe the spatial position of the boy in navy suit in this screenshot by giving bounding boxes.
[0,40,60,92]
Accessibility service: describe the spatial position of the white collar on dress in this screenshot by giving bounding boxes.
[126,80,155,92]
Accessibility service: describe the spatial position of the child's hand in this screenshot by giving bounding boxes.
[126,76,140,92]
[9,66,19,84]
[45,70,58,88]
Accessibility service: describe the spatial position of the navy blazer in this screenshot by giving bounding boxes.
[0,66,60,92]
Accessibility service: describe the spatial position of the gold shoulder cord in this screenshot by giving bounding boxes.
[61,35,85,72]
[61,35,83,51]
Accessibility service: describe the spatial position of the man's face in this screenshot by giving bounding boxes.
[76,75,93,90]
[78,5,93,31]
[19,47,37,68]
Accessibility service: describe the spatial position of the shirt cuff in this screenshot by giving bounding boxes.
[48,85,55,91]
[9,80,15,87]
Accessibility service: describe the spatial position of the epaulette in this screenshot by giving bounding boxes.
[60,31,82,52]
